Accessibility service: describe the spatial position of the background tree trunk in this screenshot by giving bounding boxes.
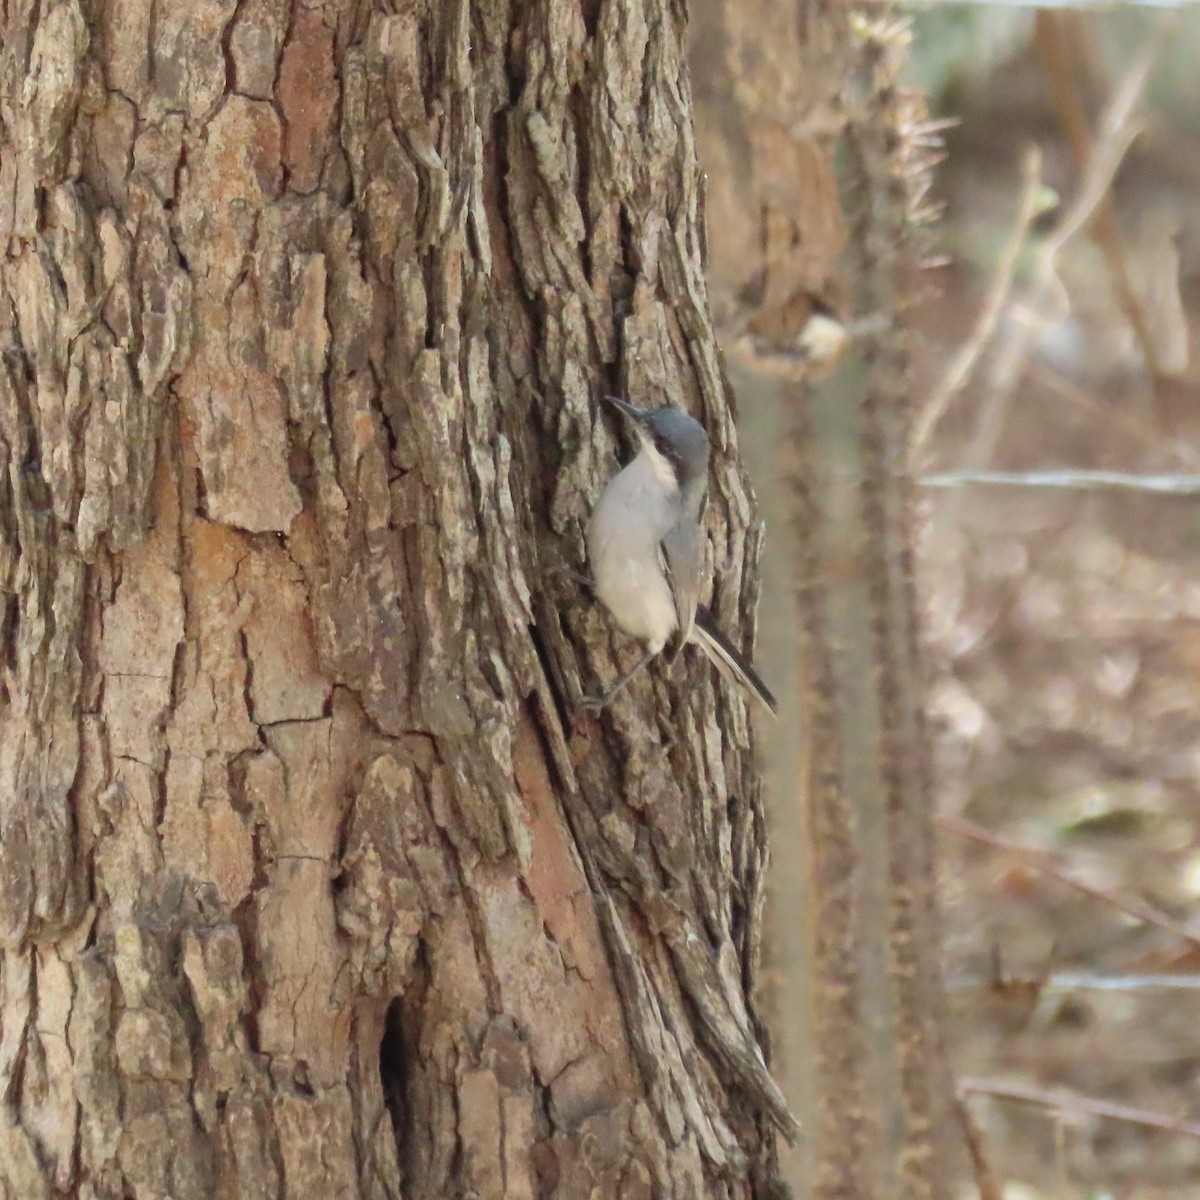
[687,3,849,1190]
[0,1,795,1197]
[688,4,959,1197]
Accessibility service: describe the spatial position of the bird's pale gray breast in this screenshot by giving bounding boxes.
[587,453,681,653]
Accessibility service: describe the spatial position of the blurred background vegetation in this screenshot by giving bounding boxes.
[706,2,1200,1196]
[910,6,1200,1198]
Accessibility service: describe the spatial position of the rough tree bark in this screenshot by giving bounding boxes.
[0,2,790,1198]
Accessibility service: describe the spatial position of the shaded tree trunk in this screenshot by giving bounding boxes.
[0,2,790,1197]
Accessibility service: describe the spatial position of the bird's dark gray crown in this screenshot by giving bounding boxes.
[640,406,710,486]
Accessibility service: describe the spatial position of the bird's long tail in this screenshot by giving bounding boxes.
[690,606,778,717]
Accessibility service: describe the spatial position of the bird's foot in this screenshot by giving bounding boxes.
[551,563,596,594]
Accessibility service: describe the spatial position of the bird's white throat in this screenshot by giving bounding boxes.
[636,436,678,490]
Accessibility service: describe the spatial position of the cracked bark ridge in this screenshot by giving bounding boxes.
[0,2,787,1197]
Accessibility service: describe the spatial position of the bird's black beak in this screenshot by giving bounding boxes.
[603,395,647,427]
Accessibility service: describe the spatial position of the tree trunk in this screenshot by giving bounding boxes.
[0,2,790,1198]
[687,3,850,1192]
[689,4,960,1197]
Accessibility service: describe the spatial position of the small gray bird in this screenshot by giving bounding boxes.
[583,396,777,716]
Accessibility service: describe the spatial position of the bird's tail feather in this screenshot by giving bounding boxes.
[690,607,778,717]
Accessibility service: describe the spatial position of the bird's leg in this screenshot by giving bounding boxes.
[548,562,597,599]
[578,646,656,710]
[555,565,595,590]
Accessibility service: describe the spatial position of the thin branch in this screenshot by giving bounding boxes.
[1026,362,1200,470]
[955,1095,1006,1200]
[937,814,1200,950]
[1048,21,1169,254]
[999,21,1163,345]
[930,23,1167,532]
[910,146,1044,459]
[922,469,1200,494]
[947,972,1200,994]
[959,1076,1200,1140]
[1035,10,1162,378]
[931,0,1190,7]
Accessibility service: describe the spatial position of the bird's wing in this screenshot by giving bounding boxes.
[659,517,703,662]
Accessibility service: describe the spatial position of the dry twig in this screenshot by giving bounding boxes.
[938,814,1200,951]
[931,18,1170,531]
[959,1076,1200,1141]
[1026,362,1200,469]
[948,972,1200,995]
[910,146,1044,459]
[955,1095,1006,1200]
[1035,10,1163,379]
[922,469,1200,494]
